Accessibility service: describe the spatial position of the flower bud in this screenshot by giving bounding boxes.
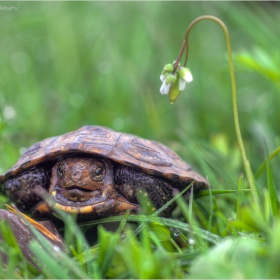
[163,64,174,73]
[165,74,176,84]
[169,76,181,103]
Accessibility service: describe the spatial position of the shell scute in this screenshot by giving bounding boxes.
[20,160,32,169]
[23,142,41,157]
[120,137,172,167]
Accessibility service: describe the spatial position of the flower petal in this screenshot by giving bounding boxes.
[184,71,193,83]
[160,74,166,82]
[160,81,171,94]
[179,68,193,83]
[179,78,186,91]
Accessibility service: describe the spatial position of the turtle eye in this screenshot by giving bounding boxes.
[57,164,64,177]
[90,162,106,181]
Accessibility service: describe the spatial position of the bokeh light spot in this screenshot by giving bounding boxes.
[112,118,124,130]
[98,61,112,75]
[3,105,16,119]
[10,52,31,73]
[70,93,84,108]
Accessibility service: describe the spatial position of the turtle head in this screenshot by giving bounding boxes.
[48,157,116,212]
[32,156,138,220]
[51,157,110,198]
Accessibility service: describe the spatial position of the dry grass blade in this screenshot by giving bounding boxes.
[5,204,61,242]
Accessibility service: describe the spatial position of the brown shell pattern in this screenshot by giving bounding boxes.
[0,126,206,186]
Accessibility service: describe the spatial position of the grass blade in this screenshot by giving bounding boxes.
[125,183,193,240]
[207,178,213,233]
[236,173,244,221]
[80,215,222,245]
[255,146,280,179]
[265,145,279,218]
[195,188,251,198]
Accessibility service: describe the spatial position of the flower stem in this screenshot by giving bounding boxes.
[176,15,259,204]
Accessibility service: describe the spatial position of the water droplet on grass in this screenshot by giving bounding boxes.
[53,245,61,252]
[188,238,195,245]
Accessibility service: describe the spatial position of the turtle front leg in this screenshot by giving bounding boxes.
[4,167,49,212]
[114,165,175,216]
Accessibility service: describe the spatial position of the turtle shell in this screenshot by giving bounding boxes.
[0,126,206,187]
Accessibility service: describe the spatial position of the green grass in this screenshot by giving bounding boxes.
[1,1,280,278]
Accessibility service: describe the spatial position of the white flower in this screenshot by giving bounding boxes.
[160,74,166,82]
[179,67,193,83]
[159,63,193,99]
[178,68,193,91]
[160,80,171,95]
[160,73,176,95]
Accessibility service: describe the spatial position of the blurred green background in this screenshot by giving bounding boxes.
[0,1,280,190]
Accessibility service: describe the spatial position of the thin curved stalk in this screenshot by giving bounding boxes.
[174,15,259,204]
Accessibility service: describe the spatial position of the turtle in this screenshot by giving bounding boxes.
[0,126,207,220]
